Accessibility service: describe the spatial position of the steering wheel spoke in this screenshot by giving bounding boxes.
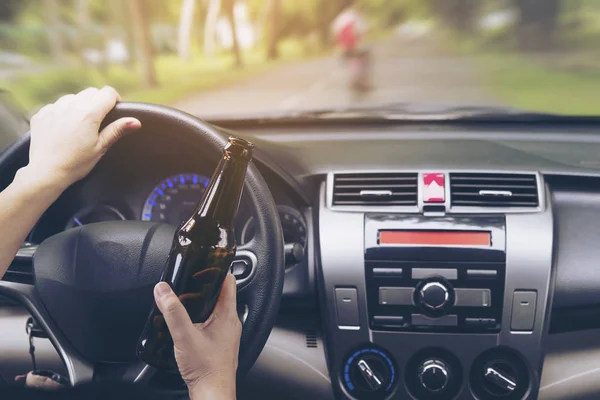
[0,280,94,386]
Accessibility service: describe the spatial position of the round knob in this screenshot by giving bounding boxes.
[342,348,397,400]
[418,359,450,392]
[483,360,517,395]
[419,282,450,310]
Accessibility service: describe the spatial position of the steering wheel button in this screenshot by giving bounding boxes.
[230,259,250,278]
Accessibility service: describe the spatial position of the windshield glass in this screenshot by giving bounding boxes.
[0,0,598,118]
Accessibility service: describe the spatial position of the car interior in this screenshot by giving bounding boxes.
[1,100,600,400]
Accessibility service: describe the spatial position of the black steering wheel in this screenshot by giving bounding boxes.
[0,102,285,388]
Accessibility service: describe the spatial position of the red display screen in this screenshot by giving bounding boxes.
[379,230,491,246]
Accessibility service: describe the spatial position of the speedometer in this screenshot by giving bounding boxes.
[141,173,210,225]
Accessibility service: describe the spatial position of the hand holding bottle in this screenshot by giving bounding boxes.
[153,274,241,400]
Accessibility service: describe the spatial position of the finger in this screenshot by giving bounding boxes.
[30,104,52,123]
[14,374,27,381]
[53,93,76,108]
[212,273,238,317]
[90,85,121,118]
[76,87,100,100]
[98,117,141,150]
[154,282,194,344]
[26,374,62,389]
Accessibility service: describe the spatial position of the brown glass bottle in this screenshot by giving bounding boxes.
[137,137,254,370]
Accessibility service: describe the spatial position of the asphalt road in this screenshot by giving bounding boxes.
[173,30,498,118]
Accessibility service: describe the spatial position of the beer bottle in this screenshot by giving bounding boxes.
[137,137,254,370]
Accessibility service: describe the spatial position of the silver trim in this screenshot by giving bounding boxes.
[232,249,258,287]
[479,190,513,197]
[15,245,37,261]
[326,170,545,214]
[359,190,392,196]
[485,367,517,392]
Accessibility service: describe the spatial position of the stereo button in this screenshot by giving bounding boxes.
[413,268,457,280]
[379,287,414,306]
[454,288,491,307]
[412,314,458,327]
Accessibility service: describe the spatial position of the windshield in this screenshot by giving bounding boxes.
[0,0,598,118]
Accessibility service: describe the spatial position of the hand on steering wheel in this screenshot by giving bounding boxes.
[28,86,141,189]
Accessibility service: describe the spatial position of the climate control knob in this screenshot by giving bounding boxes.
[342,347,397,400]
[418,359,451,393]
[418,281,451,310]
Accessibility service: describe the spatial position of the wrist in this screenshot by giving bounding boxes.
[14,165,70,197]
[188,378,236,400]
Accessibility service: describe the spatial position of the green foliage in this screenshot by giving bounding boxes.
[2,40,310,113]
[478,54,600,115]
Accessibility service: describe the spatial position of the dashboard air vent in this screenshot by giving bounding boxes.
[305,331,318,348]
[450,173,539,208]
[332,173,418,206]
[3,258,33,284]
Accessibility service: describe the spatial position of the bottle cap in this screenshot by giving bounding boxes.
[225,137,254,161]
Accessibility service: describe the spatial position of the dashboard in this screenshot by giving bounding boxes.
[6,119,600,399]
[27,133,308,258]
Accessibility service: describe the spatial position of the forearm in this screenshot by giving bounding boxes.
[0,166,67,279]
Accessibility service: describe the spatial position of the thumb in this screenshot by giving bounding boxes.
[154,282,194,345]
[211,273,238,317]
[98,117,141,150]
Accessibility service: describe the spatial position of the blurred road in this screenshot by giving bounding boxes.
[173,30,498,117]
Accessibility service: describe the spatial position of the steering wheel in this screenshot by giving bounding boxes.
[0,103,285,388]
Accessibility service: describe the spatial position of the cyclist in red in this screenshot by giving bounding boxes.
[331,2,371,92]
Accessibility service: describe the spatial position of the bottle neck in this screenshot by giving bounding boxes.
[189,153,248,229]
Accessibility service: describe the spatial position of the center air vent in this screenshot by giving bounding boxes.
[332,173,418,206]
[450,173,539,208]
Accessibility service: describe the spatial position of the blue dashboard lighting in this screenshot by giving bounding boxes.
[142,173,210,222]
[342,348,396,395]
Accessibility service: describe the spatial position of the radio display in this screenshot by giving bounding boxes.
[379,230,491,246]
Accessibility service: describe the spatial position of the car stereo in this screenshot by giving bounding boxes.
[363,215,506,334]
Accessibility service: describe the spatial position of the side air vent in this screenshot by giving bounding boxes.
[305,331,318,348]
[332,173,418,206]
[2,246,35,285]
[450,173,539,208]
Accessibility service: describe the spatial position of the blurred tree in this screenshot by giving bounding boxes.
[431,0,480,35]
[265,0,281,59]
[0,0,28,22]
[204,0,220,57]
[178,0,196,61]
[75,0,90,59]
[223,0,243,67]
[128,0,157,87]
[42,0,66,63]
[109,0,135,66]
[513,0,561,51]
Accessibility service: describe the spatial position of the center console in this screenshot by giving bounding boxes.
[317,172,554,400]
